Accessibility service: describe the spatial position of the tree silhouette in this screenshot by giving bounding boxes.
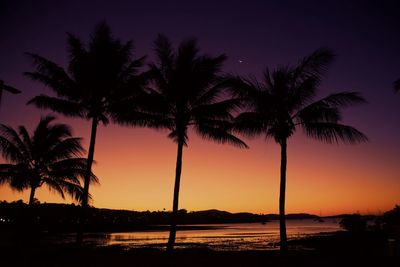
[25,22,147,243]
[0,115,96,204]
[228,48,368,251]
[145,35,248,251]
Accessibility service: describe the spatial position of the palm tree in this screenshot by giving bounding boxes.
[142,35,248,251]
[24,22,147,242]
[228,48,368,251]
[0,115,96,204]
[0,80,21,108]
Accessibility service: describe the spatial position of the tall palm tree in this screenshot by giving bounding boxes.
[228,48,368,251]
[0,80,21,108]
[24,22,147,242]
[141,35,248,251]
[0,115,95,204]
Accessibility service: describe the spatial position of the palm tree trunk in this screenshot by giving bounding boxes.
[279,138,288,251]
[28,186,36,205]
[76,116,98,246]
[167,136,184,252]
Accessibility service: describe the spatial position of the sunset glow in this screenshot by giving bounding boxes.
[1,119,398,215]
[1,1,399,216]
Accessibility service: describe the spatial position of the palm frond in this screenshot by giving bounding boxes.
[293,47,335,80]
[192,79,227,106]
[232,112,267,137]
[18,125,32,148]
[45,137,85,163]
[119,56,146,80]
[224,74,265,103]
[195,124,248,148]
[192,98,241,121]
[110,90,174,130]
[316,92,367,107]
[43,177,66,199]
[295,92,366,123]
[154,34,175,76]
[28,95,86,118]
[49,157,99,184]
[0,124,27,163]
[188,54,227,98]
[57,180,85,202]
[66,32,86,63]
[302,122,368,144]
[3,84,21,94]
[297,103,341,123]
[288,76,319,111]
[0,163,30,190]
[113,108,173,129]
[177,38,198,65]
[0,164,14,186]
[24,53,77,98]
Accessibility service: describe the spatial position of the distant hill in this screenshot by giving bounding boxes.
[0,201,324,233]
[264,213,320,220]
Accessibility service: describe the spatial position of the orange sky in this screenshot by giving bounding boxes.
[1,110,399,216]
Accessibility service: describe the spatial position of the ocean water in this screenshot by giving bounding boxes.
[76,218,342,250]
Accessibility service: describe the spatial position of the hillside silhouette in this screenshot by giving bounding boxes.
[0,201,325,233]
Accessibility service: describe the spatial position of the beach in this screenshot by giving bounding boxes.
[1,238,396,267]
[1,225,397,267]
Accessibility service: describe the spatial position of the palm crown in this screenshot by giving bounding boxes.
[25,22,147,211]
[25,22,147,125]
[147,34,247,148]
[231,48,368,145]
[0,115,97,204]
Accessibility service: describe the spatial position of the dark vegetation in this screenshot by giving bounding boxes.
[0,201,322,233]
[1,203,399,266]
[2,200,399,236]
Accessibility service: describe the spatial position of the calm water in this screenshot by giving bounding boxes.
[69,218,342,250]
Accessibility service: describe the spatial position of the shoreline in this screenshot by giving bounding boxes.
[1,231,396,267]
[0,218,341,234]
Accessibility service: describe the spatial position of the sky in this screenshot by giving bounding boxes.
[0,0,399,216]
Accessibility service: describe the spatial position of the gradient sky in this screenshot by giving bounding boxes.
[0,0,399,215]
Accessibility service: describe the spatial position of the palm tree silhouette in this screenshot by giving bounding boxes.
[0,80,21,108]
[228,48,368,251]
[25,22,147,243]
[0,115,96,204]
[147,35,247,251]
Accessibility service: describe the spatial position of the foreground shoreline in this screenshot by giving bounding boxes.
[1,231,398,267]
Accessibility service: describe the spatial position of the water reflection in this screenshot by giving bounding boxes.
[102,219,341,250]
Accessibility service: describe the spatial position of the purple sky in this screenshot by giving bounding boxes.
[1,1,399,126]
